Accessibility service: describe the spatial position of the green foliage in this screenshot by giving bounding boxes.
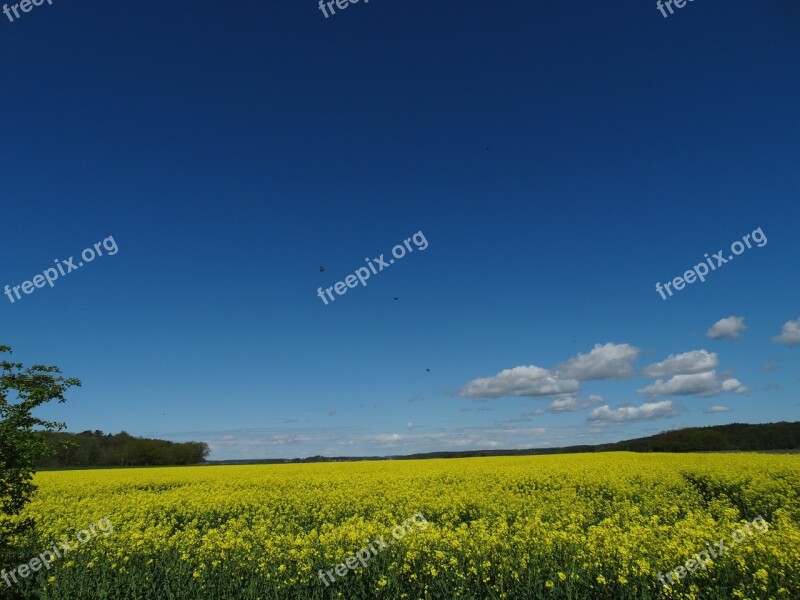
[609,422,800,453]
[36,430,210,468]
[0,345,80,561]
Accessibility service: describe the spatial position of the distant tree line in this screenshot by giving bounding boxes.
[36,430,210,468]
[206,422,800,465]
[607,421,800,453]
[400,422,800,459]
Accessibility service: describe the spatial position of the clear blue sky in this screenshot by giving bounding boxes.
[2,0,798,459]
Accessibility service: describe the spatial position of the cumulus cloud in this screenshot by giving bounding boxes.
[458,365,579,399]
[642,350,719,377]
[704,405,732,414]
[721,378,746,393]
[772,318,800,346]
[588,400,677,423]
[555,343,640,381]
[637,371,747,398]
[548,395,605,413]
[707,316,746,340]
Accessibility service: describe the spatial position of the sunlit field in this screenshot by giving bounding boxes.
[15,453,800,599]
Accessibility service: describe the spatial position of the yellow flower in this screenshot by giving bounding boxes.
[20,453,800,598]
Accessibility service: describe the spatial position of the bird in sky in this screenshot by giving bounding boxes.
[425,368,430,372]
[319,266,325,272]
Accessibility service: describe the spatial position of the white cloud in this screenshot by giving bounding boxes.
[707,316,746,340]
[478,439,502,449]
[772,318,800,346]
[548,395,605,413]
[637,371,747,398]
[458,365,579,399]
[556,343,640,381]
[704,405,732,414]
[642,350,719,377]
[588,400,677,423]
[548,397,582,412]
[368,433,404,444]
[721,378,745,393]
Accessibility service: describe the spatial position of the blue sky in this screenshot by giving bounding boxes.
[1,0,798,459]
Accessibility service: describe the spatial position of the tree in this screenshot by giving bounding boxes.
[0,345,80,558]
[35,431,211,467]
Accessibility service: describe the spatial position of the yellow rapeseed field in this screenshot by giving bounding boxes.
[14,453,800,599]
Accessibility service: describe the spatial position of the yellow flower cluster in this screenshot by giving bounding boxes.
[17,452,800,599]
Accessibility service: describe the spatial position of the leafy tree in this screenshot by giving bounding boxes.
[35,430,211,467]
[0,345,80,558]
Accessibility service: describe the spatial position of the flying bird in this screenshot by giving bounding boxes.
[425,368,430,372]
[319,266,325,272]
